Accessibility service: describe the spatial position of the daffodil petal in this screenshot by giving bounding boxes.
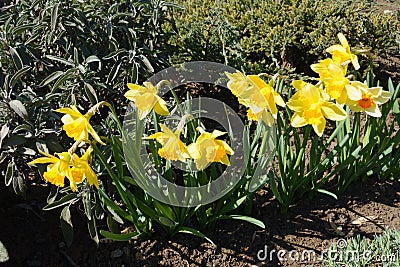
[312,116,326,137]
[365,104,381,117]
[87,123,105,145]
[154,97,170,116]
[321,102,347,121]
[291,113,307,128]
[345,84,362,101]
[55,107,83,118]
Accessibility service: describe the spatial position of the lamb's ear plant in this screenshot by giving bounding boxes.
[323,228,400,267]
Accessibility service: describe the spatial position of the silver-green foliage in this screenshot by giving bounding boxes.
[0,0,177,194]
[323,228,400,267]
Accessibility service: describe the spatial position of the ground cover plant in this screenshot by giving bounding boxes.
[0,0,399,266]
[168,0,400,79]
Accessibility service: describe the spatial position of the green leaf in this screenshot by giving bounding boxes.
[159,216,176,227]
[9,46,23,70]
[5,161,15,187]
[12,124,31,133]
[218,195,247,215]
[51,68,77,93]
[316,189,337,200]
[12,172,25,196]
[36,139,49,154]
[39,71,64,87]
[51,3,59,32]
[106,59,122,84]
[103,49,127,60]
[177,227,215,245]
[0,240,9,263]
[212,215,265,228]
[43,193,77,210]
[2,135,26,147]
[98,189,134,223]
[46,55,74,66]
[9,99,28,120]
[12,23,36,35]
[138,55,154,73]
[0,152,7,165]
[0,124,9,148]
[243,126,250,164]
[9,66,31,88]
[84,82,98,104]
[99,230,141,241]
[18,147,36,156]
[60,206,74,247]
[87,216,99,244]
[153,200,177,222]
[85,55,101,71]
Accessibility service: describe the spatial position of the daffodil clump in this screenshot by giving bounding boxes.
[225,71,285,126]
[29,102,110,191]
[225,33,390,137]
[123,81,235,171]
[224,34,391,137]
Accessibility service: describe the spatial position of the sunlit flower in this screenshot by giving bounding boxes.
[226,71,285,126]
[72,147,99,189]
[55,106,104,145]
[345,81,391,117]
[287,80,347,136]
[29,151,82,192]
[146,124,189,162]
[311,58,351,104]
[187,129,234,170]
[125,82,169,120]
[326,33,360,70]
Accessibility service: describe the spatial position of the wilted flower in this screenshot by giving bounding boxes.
[125,82,169,120]
[187,129,234,170]
[146,124,190,162]
[287,80,347,136]
[226,71,285,126]
[326,33,360,70]
[345,81,391,117]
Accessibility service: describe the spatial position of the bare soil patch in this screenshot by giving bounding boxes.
[0,177,399,267]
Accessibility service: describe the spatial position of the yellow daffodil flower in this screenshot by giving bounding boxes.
[345,81,391,117]
[187,129,234,170]
[287,80,347,136]
[72,147,99,189]
[29,151,82,192]
[311,58,351,104]
[146,124,190,162]
[226,71,285,126]
[125,82,169,120]
[326,33,360,70]
[55,105,104,145]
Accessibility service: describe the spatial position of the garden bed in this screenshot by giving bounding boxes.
[1,176,399,267]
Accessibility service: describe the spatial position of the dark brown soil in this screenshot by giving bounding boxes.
[1,176,399,267]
